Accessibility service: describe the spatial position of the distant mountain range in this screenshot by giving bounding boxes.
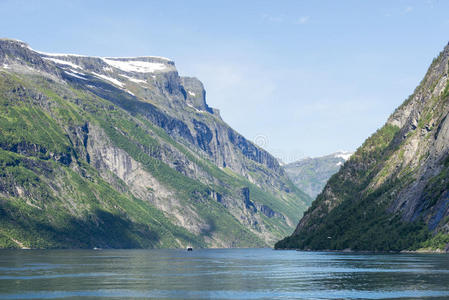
[0,39,311,249]
[283,152,353,199]
[277,42,449,252]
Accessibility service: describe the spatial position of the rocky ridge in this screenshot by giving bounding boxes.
[0,39,311,249]
[276,42,449,252]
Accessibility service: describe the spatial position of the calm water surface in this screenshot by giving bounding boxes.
[0,248,448,299]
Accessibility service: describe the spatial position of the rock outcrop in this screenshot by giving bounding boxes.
[0,39,311,249]
[276,42,449,252]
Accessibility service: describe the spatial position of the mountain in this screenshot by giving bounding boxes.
[0,39,311,249]
[276,42,449,252]
[284,152,353,199]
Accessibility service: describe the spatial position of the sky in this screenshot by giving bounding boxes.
[0,0,448,162]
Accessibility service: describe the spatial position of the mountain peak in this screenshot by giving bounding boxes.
[0,38,28,46]
[100,57,174,73]
[284,151,353,199]
[0,38,311,249]
[332,151,353,161]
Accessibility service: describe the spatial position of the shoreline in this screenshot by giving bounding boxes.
[274,248,449,254]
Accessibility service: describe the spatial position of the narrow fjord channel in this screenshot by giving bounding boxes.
[1,248,449,299]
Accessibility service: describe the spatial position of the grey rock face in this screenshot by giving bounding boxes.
[32,44,284,184]
[180,77,212,113]
[0,39,311,248]
[281,42,449,251]
[0,39,60,78]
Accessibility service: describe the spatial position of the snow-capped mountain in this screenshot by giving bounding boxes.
[284,151,353,198]
[0,39,311,249]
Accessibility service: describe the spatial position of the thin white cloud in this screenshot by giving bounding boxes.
[404,6,413,13]
[262,14,310,25]
[296,16,310,24]
[261,13,284,23]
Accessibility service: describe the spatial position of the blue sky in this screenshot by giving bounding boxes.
[0,0,448,161]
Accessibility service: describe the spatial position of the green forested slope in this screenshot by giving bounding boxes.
[0,39,311,249]
[277,43,449,252]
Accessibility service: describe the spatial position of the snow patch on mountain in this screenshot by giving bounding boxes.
[36,50,88,57]
[102,58,168,73]
[120,74,146,84]
[334,152,352,161]
[64,70,86,80]
[92,72,124,87]
[43,57,82,70]
[186,103,205,113]
[68,69,86,76]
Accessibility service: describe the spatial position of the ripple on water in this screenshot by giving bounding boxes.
[0,249,448,299]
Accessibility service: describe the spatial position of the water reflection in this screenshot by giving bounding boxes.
[0,249,448,299]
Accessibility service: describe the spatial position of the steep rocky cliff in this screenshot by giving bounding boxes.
[0,39,311,249]
[276,43,449,252]
[284,152,352,199]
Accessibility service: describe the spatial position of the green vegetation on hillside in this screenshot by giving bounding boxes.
[284,152,352,199]
[277,44,449,252]
[276,124,432,251]
[0,47,309,249]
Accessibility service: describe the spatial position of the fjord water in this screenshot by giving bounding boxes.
[0,249,449,299]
